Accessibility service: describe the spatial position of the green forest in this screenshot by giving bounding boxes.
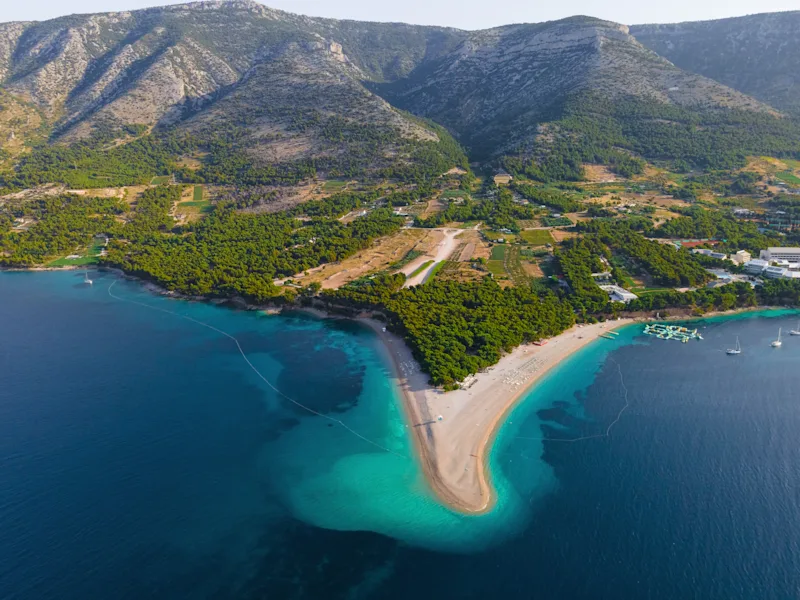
[325,277,575,387]
[4,180,800,385]
[415,188,539,231]
[104,189,404,301]
[0,195,123,266]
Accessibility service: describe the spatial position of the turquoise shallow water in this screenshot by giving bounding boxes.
[2,271,800,599]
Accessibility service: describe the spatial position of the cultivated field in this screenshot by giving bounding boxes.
[519,229,554,245]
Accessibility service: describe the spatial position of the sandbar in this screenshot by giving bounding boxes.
[364,318,634,514]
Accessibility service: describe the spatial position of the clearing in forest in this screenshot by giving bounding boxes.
[776,171,800,185]
[402,229,461,287]
[281,228,431,289]
[48,237,106,267]
[519,229,554,245]
[322,180,349,192]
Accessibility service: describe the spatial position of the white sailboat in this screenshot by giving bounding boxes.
[790,321,800,336]
[84,271,93,286]
[771,327,782,348]
[726,337,741,355]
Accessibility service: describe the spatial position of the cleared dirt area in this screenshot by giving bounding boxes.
[403,228,461,287]
[279,229,433,290]
[567,211,592,223]
[175,155,205,170]
[421,197,447,218]
[743,156,787,176]
[582,164,619,183]
[0,184,67,203]
[452,229,490,261]
[522,260,544,278]
[71,187,128,199]
[433,228,492,284]
[550,229,579,243]
[1,183,181,206]
[458,242,476,262]
[646,194,692,209]
[434,260,485,283]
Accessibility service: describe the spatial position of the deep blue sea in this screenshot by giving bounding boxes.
[2,271,800,600]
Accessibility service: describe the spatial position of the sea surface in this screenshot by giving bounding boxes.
[1,271,799,600]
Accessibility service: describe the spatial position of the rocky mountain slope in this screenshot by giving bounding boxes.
[0,1,465,177]
[0,1,460,132]
[632,12,800,117]
[0,1,797,186]
[375,16,774,159]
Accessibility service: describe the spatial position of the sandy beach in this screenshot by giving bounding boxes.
[364,318,634,514]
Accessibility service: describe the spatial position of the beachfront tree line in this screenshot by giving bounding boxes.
[0,195,124,266]
[324,278,576,387]
[1,187,403,299]
[4,184,800,386]
[103,189,404,301]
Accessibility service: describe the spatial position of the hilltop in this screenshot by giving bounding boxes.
[376,16,773,160]
[0,2,798,188]
[632,11,800,118]
[0,1,467,184]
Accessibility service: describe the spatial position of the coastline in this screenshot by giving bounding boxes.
[8,267,795,514]
[360,317,634,514]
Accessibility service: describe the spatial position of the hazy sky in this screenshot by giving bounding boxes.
[2,0,798,27]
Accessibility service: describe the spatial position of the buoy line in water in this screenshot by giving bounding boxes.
[107,280,406,458]
[514,358,630,444]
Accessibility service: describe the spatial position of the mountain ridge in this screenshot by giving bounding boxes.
[631,11,800,118]
[0,1,797,187]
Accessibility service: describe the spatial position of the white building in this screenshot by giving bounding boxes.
[730,250,752,265]
[692,248,728,260]
[760,247,800,262]
[599,285,638,304]
[764,266,788,279]
[783,271,800,280]
[743,259,769,275]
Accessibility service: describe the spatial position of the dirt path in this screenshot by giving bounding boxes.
[402,228,461,287]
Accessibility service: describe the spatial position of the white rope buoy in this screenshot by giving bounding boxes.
[515,358,630,444]
[108,280,405,458]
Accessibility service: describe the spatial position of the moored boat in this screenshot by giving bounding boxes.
[790,321,800,336]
